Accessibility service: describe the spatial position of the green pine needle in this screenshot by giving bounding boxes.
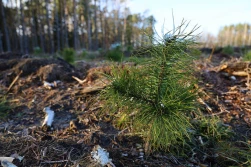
[101,20,200,152]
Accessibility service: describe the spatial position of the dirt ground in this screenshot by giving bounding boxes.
[0,52,251,167]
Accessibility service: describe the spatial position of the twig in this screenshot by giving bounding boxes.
[67,148,74,161]
[205,105,230,116]
[221,91,238,95]
[107,162,116,167]
[209,111,229,116]
[41,160,68,164]
[6,70,23,93]
[72,76,86,84]
[197,98,212,113]
[117,128,128,136]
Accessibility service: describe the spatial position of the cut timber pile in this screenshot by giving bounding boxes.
[209,59,251,76]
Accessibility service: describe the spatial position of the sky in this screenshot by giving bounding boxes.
[128,0,251,37]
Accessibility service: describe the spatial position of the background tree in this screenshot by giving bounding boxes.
[54,0,60,52]
[0,0,11,52]
[82,0,92,50]
[20,0,28,53]
[0,30,3,53]
[73,0,78,50]
[217,23,251,47]
[0,0,156,54]
[45,0,54,53]
[37,0,45,53]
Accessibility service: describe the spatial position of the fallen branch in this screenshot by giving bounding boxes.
[6,70,23,93]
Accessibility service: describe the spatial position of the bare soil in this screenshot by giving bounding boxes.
[0,53,250,166]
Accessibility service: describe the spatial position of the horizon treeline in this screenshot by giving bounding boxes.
[0,0,156,54]
[201,23,251,48]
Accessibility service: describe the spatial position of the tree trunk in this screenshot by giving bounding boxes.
[249,27,251,46]
[122,8,127,49]
[81,25,85,48]
[37,0,45,53]
[243,24,248,47]
[31,18,38,48]
[235,31,239,47]
[46,0,54,53]
[63,0,69,48]
[60,0,64,48]
[73,0,78,50]
[87,1,92,50]
[30,0,38,49]
[0,30,3,53]
[84,0,92,50]
[55,0,60,52]
[20,0,28,53]
[38,25,45,53]
[0,0,11,52]
[93,0,98,50]
[225,26,230,46]
[104,0,109,49]
[99,0,105,49]
[15,0,22,52]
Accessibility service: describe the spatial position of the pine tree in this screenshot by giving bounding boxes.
[0,0,11,52]
[101,20,200,152]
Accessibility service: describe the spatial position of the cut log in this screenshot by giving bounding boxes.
[215,61,251,76]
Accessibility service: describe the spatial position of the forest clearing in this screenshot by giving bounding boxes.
[0,43,251,166]
[1,0,251,166]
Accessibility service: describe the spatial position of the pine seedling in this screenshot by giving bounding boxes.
[101,19,200,152]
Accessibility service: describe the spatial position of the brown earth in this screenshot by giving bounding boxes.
[0,55,163,167]
[0,53,250,166]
